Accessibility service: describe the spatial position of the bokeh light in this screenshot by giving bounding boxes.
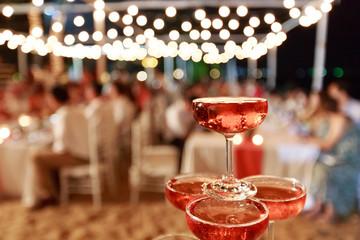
[173,68,184,80]
[166,6,177,17]
[252,134,264,145]
[109,12,120,22]
[137,71,147,81]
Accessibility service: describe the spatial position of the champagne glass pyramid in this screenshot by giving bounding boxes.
[185,97,269,240]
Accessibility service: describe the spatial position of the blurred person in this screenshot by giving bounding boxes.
[133,81,152,112]
[164,92,197,172]
[2,82,29,119]
[84,81,110,120]
[66,82,85,107]
[108,81,136,129]
[22,85,89,210]
[83,80,115,157]
[327,80,360,127]
[108,81,136,160]
[305,90,354,221]
[27,83,47,118]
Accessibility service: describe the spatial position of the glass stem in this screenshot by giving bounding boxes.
[268,220,275,240]
[225,137,234,180]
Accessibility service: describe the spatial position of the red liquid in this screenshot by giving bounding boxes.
[166,175,214,211]
[192,97,268,135]
[254,185,306,221]
[186,197,269,240]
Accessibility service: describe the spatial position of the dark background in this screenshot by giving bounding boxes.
[277,0,360,97]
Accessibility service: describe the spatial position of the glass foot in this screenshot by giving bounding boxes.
[203,175,257,201]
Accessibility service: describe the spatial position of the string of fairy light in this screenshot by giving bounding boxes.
[0,0,334,65]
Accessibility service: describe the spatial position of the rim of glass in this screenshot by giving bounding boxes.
[241,175,307,202]
[166,173,219,197]
[185,196,269,228]
[152,233,199,240]
[192,97,267,104]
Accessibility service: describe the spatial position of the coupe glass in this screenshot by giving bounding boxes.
[186,196,269,240]
[165,173,220,211]
[242,175,306,240]
[192,97,268,200]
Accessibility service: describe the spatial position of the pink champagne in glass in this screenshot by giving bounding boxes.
[242,175,306,221]
[192,97,268,201]
[192,97,268,137]
[186,197,269,240]
[166,174,218,211]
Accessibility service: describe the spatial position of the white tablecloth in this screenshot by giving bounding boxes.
[181,131,226,175]
[0,132,51,198]
[0,140,29,197]
[181,129,320,188]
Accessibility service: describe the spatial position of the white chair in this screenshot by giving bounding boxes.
[60,105,118,210]
[129,110,179,204]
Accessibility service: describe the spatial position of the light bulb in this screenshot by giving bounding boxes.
[243,26,254,36]
[74,16,85,27]
[136,34,146,44]
[189,30,200,40]
[144,28,155,39]
[166,6,177,17]
[169,30,180,40]
[78,31,89,42]
[212,18,223,29]
[31,27,43,38]
[153,18,165,30]
[236,5,248,17]
[64,34,75,45]
[181,21,192,32]
[283,0,295,9]
[200,30,211,40]
[32,0,44,7]
[109,12,120,22]
[94,0,105,10]
[271,22,282,32]
[289,8,301,18]
[107,28,118,39]
[195,9,206,20]
[52,22,63,33]
[127,5,139,16]
[219,29,230,40]
[122,14,133,25]
[228,19,240,30]
[219,6,230,17]
[123,26,134,37]
[201,18,211,29]
[249,16,260,28]
[2,6,14,17]
[136,15,147,26]
[93,10,105,20]
[92,31,103,41]
[264,13,275,24]
[137,71,147,81]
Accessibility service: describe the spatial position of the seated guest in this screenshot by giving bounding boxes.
[83,81,116,159]
[165,93,197,172]
[324,126,360,222]
[306,90,355,221]
[108,81,136,134]
[108,81,136,160]
[84,81,114,122]
[327,79,360,128]
[22,85,89,210]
